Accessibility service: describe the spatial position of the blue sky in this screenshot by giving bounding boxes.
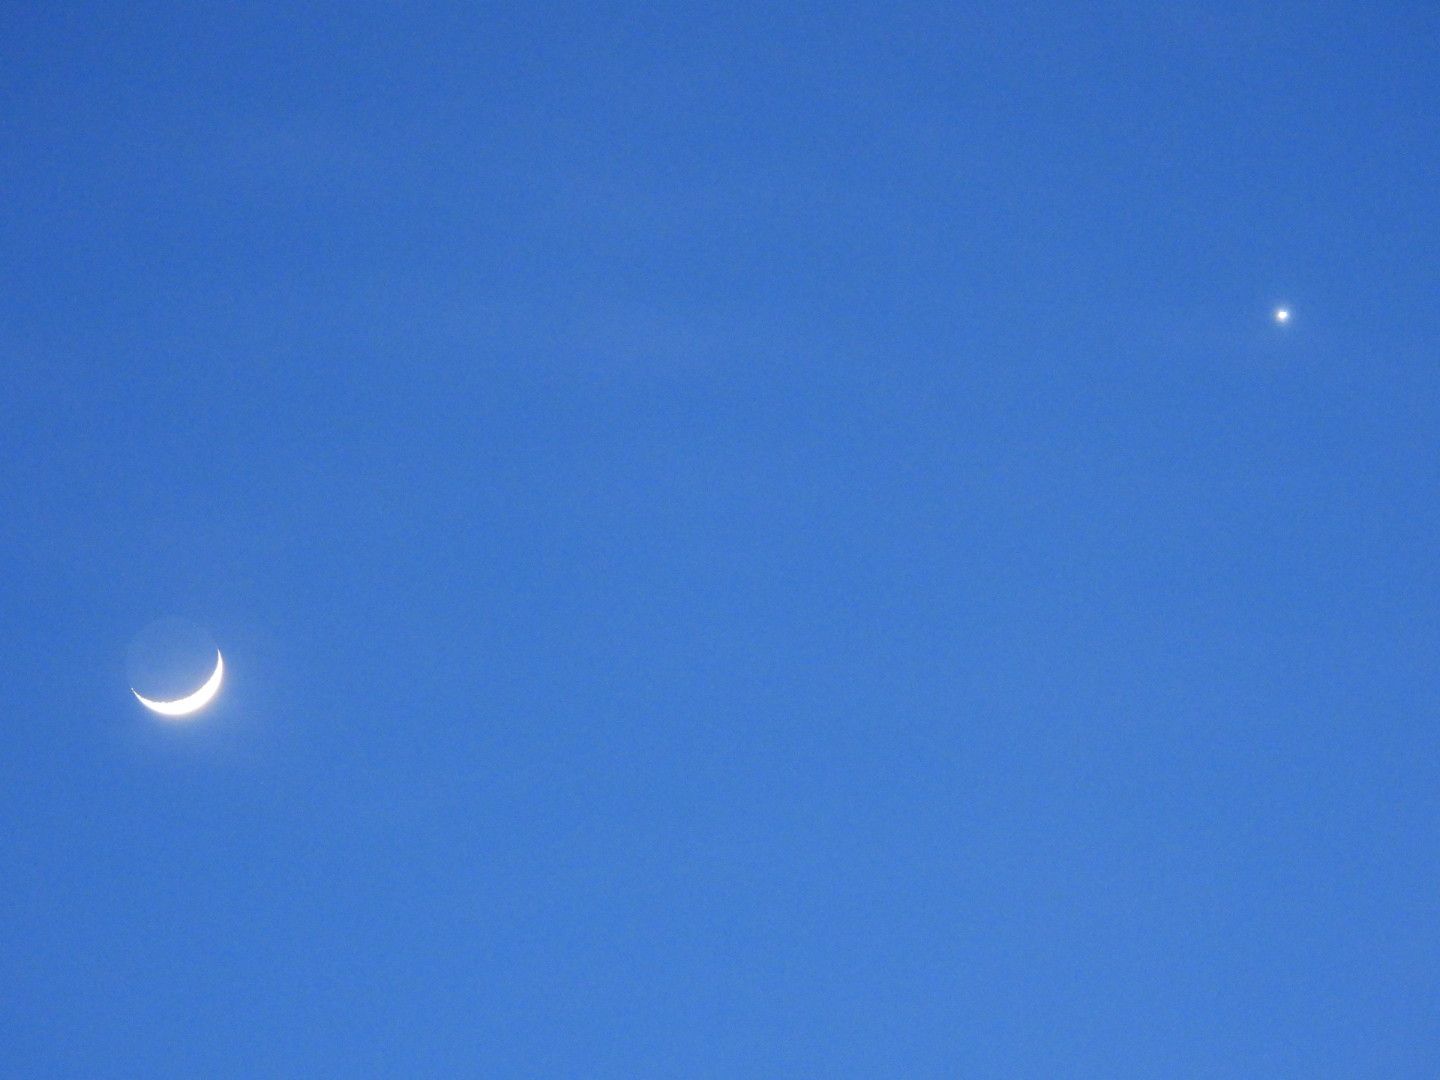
[3,3,1438,1075]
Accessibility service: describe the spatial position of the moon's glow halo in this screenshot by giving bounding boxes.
[132,650,224,717]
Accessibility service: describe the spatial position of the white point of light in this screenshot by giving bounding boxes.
[132,650,224,718]
[1274,308,1291,324]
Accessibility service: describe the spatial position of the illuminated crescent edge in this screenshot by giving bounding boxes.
[132,650,224,717]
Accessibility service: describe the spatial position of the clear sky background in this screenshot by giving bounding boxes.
[3,4,1438,1076]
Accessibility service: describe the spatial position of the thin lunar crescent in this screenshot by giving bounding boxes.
[132,650,224,717]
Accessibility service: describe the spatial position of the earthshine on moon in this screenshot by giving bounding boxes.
[132,649,224,717]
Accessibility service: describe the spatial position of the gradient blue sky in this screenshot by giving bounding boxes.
[3,4,1438,1075]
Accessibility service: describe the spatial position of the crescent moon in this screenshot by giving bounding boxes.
[132,649,224,717]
